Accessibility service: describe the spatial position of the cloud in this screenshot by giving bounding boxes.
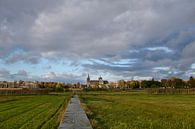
[0,0,195,81]
[182,41,195,58]
[5,51,40,64]
[0,69,10,79]
[0,68,84,82]
[40,72,83,82]
[0,69,29,81]
[15,70,28,76]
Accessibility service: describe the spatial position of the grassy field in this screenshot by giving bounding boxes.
[80,92,195,129]
[0,93,71,129]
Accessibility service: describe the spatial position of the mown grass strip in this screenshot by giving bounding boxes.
[0,103,50,129]
[0,96,41,112]
[19,104,55,129]
[41,95,71,129]
[0,93,72,129]
[0,102,44,122]
[20,96,69,129]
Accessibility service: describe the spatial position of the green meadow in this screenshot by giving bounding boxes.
[0,93,71,129]
[1,91,195,129]
[80,92,195,129]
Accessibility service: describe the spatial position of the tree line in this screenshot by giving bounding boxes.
[115,76,195,89]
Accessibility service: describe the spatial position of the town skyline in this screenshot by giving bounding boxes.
[0,0,195,82]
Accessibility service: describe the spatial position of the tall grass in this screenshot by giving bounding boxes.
[80,92,195,129]
[147,88,195,94]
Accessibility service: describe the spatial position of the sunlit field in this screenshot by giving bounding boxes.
[0,93,71,129]
[80,92,195,129]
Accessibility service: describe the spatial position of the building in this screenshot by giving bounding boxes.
[86,74,109,88]
[0,81,39,89]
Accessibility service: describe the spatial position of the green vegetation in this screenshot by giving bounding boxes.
[80,92,195,129]
[114,76,195,89]
[0,93,71,129]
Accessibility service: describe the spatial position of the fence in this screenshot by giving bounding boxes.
[0,88,49,95]
[147,88,195,95]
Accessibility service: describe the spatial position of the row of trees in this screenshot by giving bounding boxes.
[38,82,82,91]
[115,76,195,89]
[37,82,69,91]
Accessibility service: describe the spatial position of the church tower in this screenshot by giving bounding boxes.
[98,76,104,87]
[87,74,90,87]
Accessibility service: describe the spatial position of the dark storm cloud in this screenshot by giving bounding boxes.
[0,0,195,80]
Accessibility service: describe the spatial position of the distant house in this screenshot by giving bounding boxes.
[0,81,8,88]
[0,81,16,88]
[22,81,39,89]
[109,82,119,88]
[0,81,39,89]
[86,74,109,88]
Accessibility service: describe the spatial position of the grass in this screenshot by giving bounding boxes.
[0,93,71,129]
[79,92,195,129]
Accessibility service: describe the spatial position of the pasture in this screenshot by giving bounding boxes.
[80,92,195,129]
[0,93,71,129]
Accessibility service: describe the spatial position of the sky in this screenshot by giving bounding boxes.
[0,0,195,83]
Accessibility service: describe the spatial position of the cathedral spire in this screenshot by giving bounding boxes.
[87,73,90,87]
[87,73,90,81]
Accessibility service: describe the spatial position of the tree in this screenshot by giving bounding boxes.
[170,77,185,88]
[165,80,172,88]
[140,81,147,88]
[161,79,167,88]
[126,81,131,89]
[129,81,140,89]
[55,83,64,92]
[188,76,195,88]
[19,80,24,86]
[118,80,126,88]
[109,82,116,88]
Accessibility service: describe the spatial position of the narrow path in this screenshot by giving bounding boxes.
[59,95,93,129]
